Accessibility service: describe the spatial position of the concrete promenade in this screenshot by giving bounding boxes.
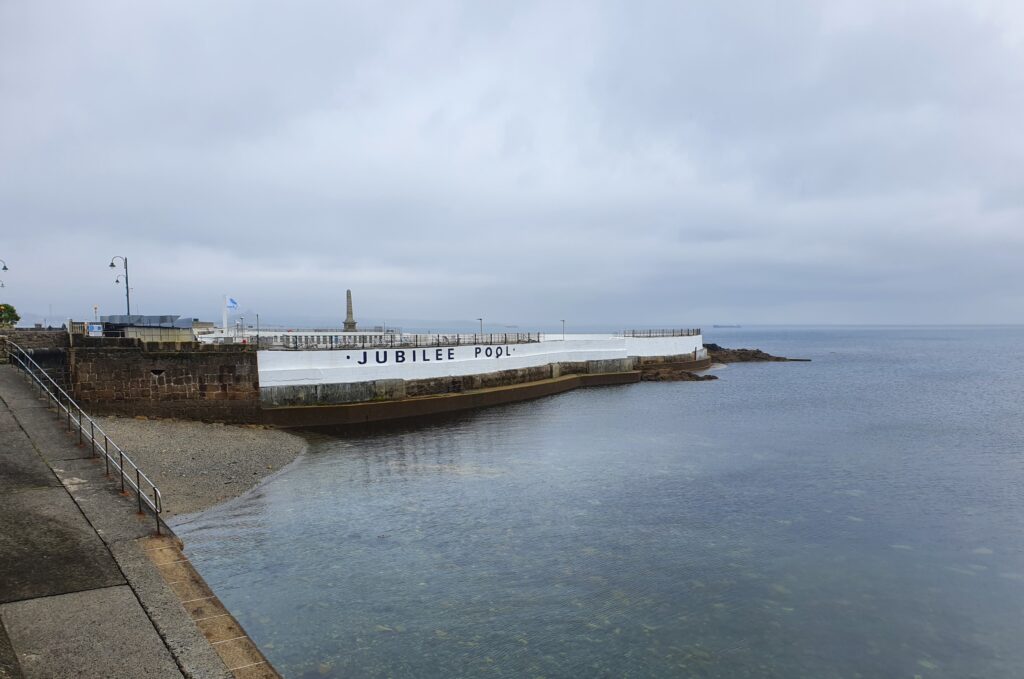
[0,365,232,679]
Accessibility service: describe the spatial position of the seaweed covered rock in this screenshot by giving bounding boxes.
[640,367,718,381]
[703,343,808,363]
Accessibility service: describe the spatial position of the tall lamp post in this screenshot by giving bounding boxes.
[476,318,483,336]
[561,319,565,340]
[108,256,130,315]
[0,258,8,271]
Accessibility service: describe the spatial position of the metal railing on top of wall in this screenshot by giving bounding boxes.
[280,332,542,350]
[2,338,164,534]
[620,328,702,337]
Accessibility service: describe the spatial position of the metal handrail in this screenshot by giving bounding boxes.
[278,331,543,350]
[2,339,164,534]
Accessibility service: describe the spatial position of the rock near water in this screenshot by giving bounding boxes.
[703,343,808,363]
[641,367,718,382]
[639,344,807,382]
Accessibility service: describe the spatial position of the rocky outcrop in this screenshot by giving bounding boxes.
[641,366,717,382]
[635,354,716,382]
[703,343,809,363]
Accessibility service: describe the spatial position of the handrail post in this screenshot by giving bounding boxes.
[136,469,142,514]
[119,450,125,493]
[77,410,83,446]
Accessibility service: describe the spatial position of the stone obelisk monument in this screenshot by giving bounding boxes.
[343,289,357,332]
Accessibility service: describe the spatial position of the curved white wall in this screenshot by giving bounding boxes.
[259,334,703,387]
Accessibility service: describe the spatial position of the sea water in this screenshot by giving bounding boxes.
[172,326,1024,678]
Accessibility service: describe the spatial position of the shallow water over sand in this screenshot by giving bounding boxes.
[173,327,1024,678]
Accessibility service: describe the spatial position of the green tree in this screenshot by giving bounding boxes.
[0,303,20,328]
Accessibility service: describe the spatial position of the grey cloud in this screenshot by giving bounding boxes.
[1,1,1022,327]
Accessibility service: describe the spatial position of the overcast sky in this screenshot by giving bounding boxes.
[2,1,1022,329]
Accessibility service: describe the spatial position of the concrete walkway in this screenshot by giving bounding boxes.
[0,365,231,679]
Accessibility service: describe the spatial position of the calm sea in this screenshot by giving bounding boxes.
[172,327,1024,678]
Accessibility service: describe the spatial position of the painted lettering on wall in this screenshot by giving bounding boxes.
[473,346,511,358]
[354,346,511,365]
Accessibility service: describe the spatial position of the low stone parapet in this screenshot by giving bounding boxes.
[1,329,70,351]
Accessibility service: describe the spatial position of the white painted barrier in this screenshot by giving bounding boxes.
[258,334,703,387]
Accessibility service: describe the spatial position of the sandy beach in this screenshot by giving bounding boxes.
[96,415,308,517]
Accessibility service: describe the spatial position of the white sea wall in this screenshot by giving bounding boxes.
[258,334,703,387]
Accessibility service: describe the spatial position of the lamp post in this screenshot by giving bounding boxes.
[476,318,483,336]
[561,319,565,340]
[0,258,8,272]
[108,256,130,316]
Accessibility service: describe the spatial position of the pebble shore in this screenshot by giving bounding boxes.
[96,416,308,517]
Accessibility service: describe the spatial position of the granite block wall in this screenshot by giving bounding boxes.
[260,358,642,407]
[1,329,70,351]
[69,345,259,423]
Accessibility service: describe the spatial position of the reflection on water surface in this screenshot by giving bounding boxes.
[173,328,1024,678]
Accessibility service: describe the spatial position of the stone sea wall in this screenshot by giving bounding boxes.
[3,328,72,350]
[261,356,671,407]
[261,371,643,428]
[4,331,712,425]
[69,344,259,423]
[257,334,704,388]
[1,330,73,387]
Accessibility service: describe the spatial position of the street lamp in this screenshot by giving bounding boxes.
[108,256,130,315]
[0,258,8,272]
[476,318,483,336]
[113,274,132,311]
[561,319,565,340]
